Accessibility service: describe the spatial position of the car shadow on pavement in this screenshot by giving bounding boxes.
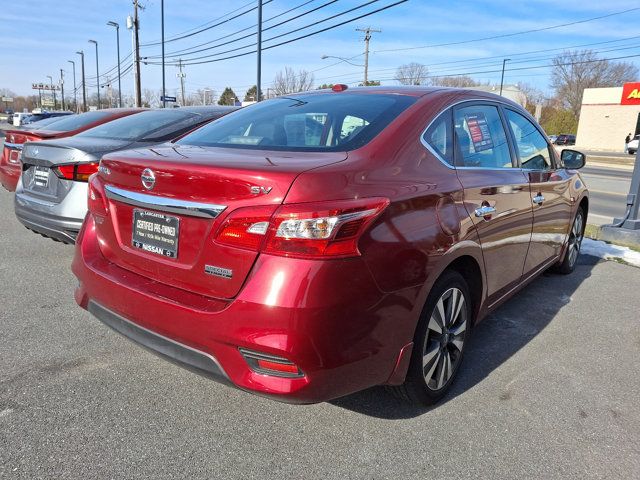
[329,254,600,419]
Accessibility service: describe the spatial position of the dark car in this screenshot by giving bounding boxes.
[554,134,576,146]
[1,109,143,191]
[15,106,237,243]
[72,86,589,405]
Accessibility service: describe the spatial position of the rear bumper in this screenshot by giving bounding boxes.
[73,214,411,403]
[88,300,231,384]
[14,183,88,244]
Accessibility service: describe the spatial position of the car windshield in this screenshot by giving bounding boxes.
[37,110,119,132]
[177,93,417,152]
[77,109,195,141]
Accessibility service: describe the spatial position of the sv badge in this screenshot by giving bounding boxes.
[250,186,273,195]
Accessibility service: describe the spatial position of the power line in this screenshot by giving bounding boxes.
[143,0,257,44]
[140,0,274,47]
[314,40,640,83]
[149,0,337,59]
[148,0,386,64]
[336,52,640,85]
[373,7,640,54]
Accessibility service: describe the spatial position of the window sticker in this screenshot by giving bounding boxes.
[465,113,494,152]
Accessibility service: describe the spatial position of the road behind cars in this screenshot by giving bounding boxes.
[0,187,639,479]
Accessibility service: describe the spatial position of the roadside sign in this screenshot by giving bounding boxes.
[161,95,177,102]
[621,82,640,105]
[1,96,13,102]
[31,83,61,91]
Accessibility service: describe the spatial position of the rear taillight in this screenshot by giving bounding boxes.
[8,150,21,164]
[215,205,278,251]
[87,175,108,216]
[53,162,99,182]
[214,197,389,258]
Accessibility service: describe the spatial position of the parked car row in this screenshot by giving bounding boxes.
[8,110,73,127]
[3,86,589,406]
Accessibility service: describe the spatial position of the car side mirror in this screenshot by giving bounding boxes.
[561,149,585,169]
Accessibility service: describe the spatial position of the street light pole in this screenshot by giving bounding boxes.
[68,60,77,112]
[76,51,87,112]
[499,58,511,96]
[107,21,122,107]
[59,69,65,111]
[89,40,100,109]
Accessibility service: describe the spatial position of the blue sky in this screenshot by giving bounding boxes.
[1,0,639,101]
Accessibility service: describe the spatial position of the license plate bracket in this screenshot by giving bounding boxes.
[132,209,179,258]
[33,166,49,188]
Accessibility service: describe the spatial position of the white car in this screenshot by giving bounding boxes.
[628,135,639,155]
[12,112,33,126]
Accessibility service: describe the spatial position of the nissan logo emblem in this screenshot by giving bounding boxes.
[141,168,156,190]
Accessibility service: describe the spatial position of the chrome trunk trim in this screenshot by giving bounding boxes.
[104,185,227,219]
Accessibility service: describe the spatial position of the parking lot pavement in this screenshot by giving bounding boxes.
[1,187,639,480]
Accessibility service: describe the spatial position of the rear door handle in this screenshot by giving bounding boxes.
[533,194,545,205]
[474,205,496,218]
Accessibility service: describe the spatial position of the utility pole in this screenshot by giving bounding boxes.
[256,0,262,101]
[356,27,381,86]
[76,51,87,112]
[499,58,511,96]
[59,69,65,111]
[68,60,77,112]
[177,59,186,105]
[132,0,142,107]
[161,0,166,107]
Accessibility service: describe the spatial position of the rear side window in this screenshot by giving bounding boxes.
[177,93,417,152]
[453,105,513,168]
[422,108,453,165]
[505,109,552,170]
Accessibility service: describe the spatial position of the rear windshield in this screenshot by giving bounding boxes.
[38,110,118,132]
[177,93,417,152]
[22,116,66,129]
[77,109,196,141]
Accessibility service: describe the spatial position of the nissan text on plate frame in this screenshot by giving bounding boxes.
[72,86,588,405]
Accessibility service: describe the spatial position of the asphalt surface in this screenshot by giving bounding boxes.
[1,187,639,479]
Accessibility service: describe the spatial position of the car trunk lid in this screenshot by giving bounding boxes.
[94,145,348,299]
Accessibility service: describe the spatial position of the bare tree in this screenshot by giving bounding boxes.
[141,88,159,108]
[395,62,428,85]
[430,75,481,88]
[518,82,546,108]
[551,49,639,118]
[272,67,315,95]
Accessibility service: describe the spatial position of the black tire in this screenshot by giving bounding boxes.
[393,270,472,406]
[556,207,585,275]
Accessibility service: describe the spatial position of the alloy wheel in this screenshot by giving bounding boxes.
[423,287,468,391]
[568,210,584,268]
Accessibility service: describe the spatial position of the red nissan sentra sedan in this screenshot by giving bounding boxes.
[0,108,143,191]
[73,86,588,405]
